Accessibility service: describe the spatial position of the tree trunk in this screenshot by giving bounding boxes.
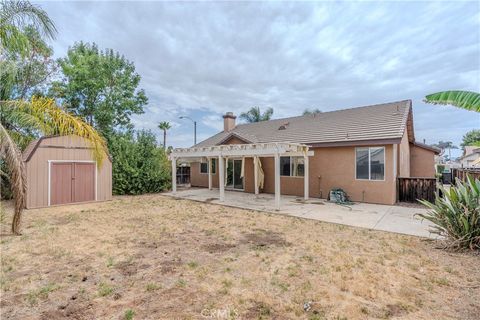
[163,130,167,149]
[12,206,22,235]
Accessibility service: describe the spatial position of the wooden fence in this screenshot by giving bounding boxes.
[398,177,437,203]
[451,168,480,182]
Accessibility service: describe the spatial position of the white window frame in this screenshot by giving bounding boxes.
[280,156,305,178]
[48,160,98,206]
[355,147,385,181]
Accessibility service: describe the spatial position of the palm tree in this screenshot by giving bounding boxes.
[158,121,171,149]
[239,107,274,123]
[433,141,458,161]
[424,91,480,113]
[0,0,57,56]
[303,108,322,116]
[1,97,107,235]
[1,1,57,100]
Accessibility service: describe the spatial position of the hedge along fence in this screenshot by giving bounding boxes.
[398,177,437,203]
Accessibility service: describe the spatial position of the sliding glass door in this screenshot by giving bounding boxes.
[226,159,244,190]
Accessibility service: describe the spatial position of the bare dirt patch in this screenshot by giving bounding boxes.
[241,229,290,247]
[1,194,479,319]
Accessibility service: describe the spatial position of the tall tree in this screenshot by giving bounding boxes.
[158,121,171,149]
[3,26,56,100]
[51,42,147,137]
[424,90,480,112]
[461,129,480,148]
[303,108,322,116]
[433,141,458,160]
[239,107,273,123]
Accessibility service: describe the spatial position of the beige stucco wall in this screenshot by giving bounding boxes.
[409,144,436,177]
[25,136,112,209]
[190,144,397,205]
[399,131,410,178]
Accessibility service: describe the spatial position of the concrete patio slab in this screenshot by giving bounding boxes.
[165,188,437,238]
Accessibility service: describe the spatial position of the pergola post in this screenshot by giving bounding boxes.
[254,156,259,195]
[274,153,280,210]
[171,157,177,193]
[208,157,212,190]
[304,154,309,200]
[218,155,225,201]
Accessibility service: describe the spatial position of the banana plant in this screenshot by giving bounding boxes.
[424,90,480,113]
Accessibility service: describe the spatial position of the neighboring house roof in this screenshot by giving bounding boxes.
[196,100,414,148]
[464,146,480,156]
[22,135,112,162]
[412,141,441,154]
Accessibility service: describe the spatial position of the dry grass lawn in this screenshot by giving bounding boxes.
[1,194,479,319]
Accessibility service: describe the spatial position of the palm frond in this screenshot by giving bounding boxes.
[0,0,57,39]
[0,0,57,56]
[239,106,274,123]
[0,59,18,99]
[0,23,30,55]
[3,98,108,166]
[158,121,171,130]
[4,128,34,150]
[424,91,480,112]
[0,122,26,235]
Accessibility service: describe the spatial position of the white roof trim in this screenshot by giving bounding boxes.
[170,142,313,159]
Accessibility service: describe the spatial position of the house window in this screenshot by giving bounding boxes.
[200,159,217,174]
[356,147,385,180]
[280,156,304,177]
[200,162,208,174]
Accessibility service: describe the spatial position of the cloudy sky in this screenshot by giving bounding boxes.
[40,1,479,156]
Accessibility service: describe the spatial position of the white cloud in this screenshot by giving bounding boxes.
[39,1,480,148]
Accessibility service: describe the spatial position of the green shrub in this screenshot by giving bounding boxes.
[435,164,445,175]
[108,130,171,195]
[418,175,480,250]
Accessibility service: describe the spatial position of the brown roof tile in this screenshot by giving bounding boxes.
[195,100,412,147]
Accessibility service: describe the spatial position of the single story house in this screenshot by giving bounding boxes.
[22,135,112,209]
[170,100,439,207]
[458,146,480,168]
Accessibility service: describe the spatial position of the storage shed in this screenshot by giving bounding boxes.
[22,135,112,209]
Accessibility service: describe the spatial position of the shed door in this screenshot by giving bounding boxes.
[51,163,73,205]
[73,163,95,203]
[51,162,95,205]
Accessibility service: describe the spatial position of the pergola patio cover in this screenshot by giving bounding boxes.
[169,142,314,210]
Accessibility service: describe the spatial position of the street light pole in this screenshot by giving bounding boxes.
[194,120,197,145]
[179,116,197,146]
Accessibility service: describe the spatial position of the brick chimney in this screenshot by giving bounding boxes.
[223,112,236,132]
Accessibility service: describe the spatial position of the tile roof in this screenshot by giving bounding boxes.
[195,100,412,147]
[412,141,441,154]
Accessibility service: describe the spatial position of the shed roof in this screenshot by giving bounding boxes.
[22,135,111,162]
[195,100,414,148]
